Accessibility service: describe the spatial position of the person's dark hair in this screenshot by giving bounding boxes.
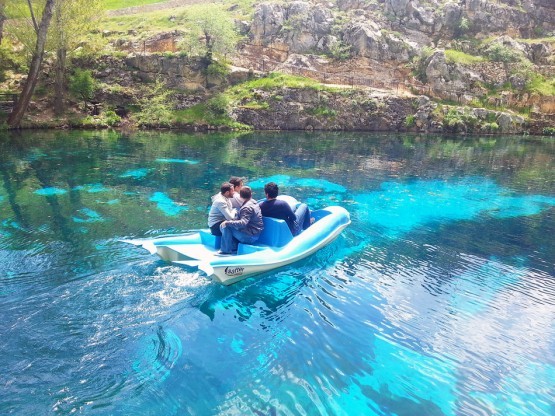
[239,186,252,200]
[229,176,244,188]
[264,182,279,199]
[220,182,233,195]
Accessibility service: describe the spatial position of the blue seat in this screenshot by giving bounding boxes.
[257,217,293,247]
[200,229,221,249]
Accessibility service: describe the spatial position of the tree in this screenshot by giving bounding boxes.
[50,0,103,115]
[0,1,5,44]
[8,0,56,128]
[69,69,95,110]
[180,4,238,63]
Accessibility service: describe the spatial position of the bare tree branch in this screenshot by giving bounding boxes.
[27,0,39,33]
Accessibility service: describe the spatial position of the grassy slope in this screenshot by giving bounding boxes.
[102,0,170,11]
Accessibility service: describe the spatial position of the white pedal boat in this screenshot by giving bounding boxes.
[130,204,351,285]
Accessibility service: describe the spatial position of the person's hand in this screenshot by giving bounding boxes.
[221,221,227,228]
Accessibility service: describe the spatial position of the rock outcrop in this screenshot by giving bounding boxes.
[230,86,530,134]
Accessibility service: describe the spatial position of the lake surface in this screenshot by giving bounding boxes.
[0,130,554,416]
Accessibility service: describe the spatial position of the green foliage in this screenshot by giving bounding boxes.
[0,42,25,81]
[207,94,230,116]
[412,46,435,83]
[485,43,522,63]
[102,0,165,10]
[481,122,499,133]
[543,127,555,136]
[453,15,470,39]
[134,80,174,127]
[206,61,230,84]
[307,106,337,118]
[459,17,470,32]
[442,108,478,132]
[174,103,251,130]
[102,8,187,32]
[76,109,121,128]
[227,73,334,103]
[103,110,121,126]
[179,4,238,61]
[69,69,96,108]
[328,40,352,61]
[405,115,416,128]
[445,49,485,65]
[525,74,555,96]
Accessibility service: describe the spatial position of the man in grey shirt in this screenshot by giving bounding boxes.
[208,182,237,236]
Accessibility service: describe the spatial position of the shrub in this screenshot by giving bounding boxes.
[103,110,121,126]
[412,46,435,83]
[543,127,555,136]
[442,108,478,132]
[485,43,522,63]
[134,79,174,127]
[207,94,230,116]
[481,122,499,133]
[70,69,96,110]
[207,62,229,79]
[329,40,352,61]
[405,115,416,128]
[308,106,337,117]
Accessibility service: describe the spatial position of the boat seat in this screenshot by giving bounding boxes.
[237,243,267,255]
[257,217,293,247]
[199,229,221,249]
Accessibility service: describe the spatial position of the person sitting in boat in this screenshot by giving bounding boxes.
[208,182,237,237]
[259,182,311,236]
[229,176,247,209]
[219,186,264,255]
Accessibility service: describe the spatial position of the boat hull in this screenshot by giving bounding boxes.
[131,206,350,285]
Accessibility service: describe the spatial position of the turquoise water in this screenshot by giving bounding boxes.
[0,130,553,415]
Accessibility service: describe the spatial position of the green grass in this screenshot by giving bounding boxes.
[101,7,188,32]
[173,104,250,130]
[526,74,555,96]
[518,37,555,44]
[445,49,485,65]
[102,0,169,11]
[226,72,338,103]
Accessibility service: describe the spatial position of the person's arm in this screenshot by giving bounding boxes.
[226,206,252,229]
[281,201,296,223]
[216,199,236,220]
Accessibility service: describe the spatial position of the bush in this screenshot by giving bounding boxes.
[442,108,478,132]
[103,110,121,126]
[481,122,499,133]
[412,47,434,83]
[134,79,174,127]
[70,69,96,110]
[543,127,555,136]
[405,115,416,128]
[207,94,230,116]
[485,43,522,63]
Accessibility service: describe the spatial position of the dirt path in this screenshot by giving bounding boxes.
[107,0,212,16]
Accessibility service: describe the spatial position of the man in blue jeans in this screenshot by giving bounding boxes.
[259,182,311,236]
[219,186,263,255]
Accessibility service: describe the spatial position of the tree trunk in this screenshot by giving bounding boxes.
[54,47,66,115]
[0,3,5,45]
[7,0,56,128]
